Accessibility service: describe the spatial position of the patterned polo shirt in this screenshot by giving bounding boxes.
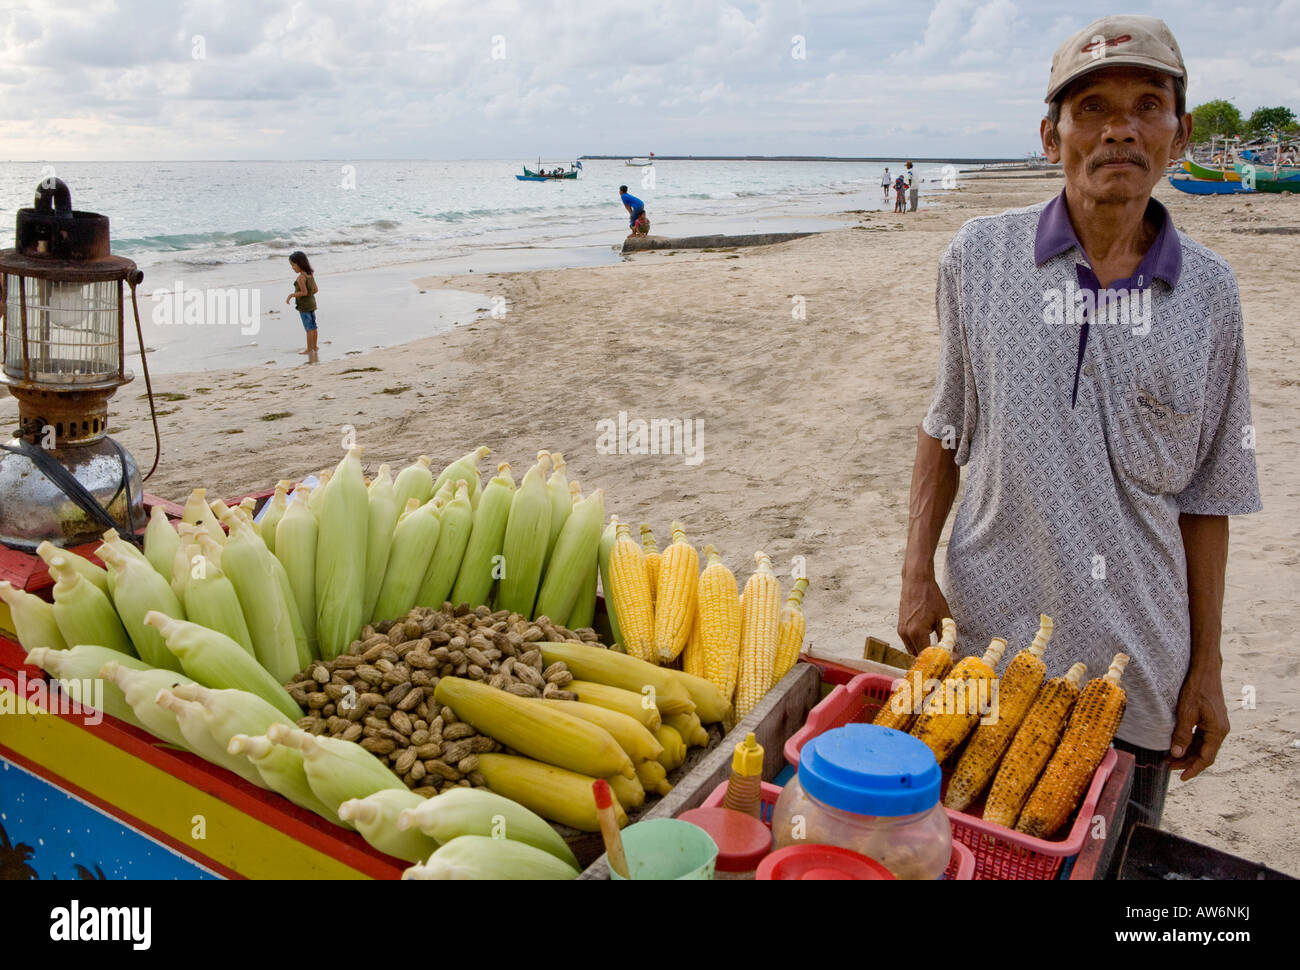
[922,191,1261,749]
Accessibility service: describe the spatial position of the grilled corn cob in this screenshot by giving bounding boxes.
[537,640,696,715]
[474,752,625,832]
[434,676,634,778]
[315,447,369,660]
[403,834,578,880]
[945,615,1053,810]
[772,576,810,687]
[494,456,553,617]
[534,488,605,626]
[227,733,336,821]
[25,648,149,727]
[735,551,782,720]
[874,617,956,733]
[266,724,405,819]
[697,544,742,701]
[362,464,399,623]
[1016,653,1129,838]
[144,506,181,580]
[910,637,1007,765]
[653,522,700,663]
[338,789,437,862]
[640,524,661,604]
[607,522,655,661]
[982,661,1086,828]
[0,581,68,652]
[450,463,516,609]
[414,480,474,608]
[397,786,580,867]
[47,556,134,657]
[372,499,442,622]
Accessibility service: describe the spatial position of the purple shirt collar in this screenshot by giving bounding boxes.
[1034,190,1182,289]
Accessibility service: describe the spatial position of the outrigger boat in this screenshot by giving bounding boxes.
[1167,176,1255,195]
[517,159,581,181]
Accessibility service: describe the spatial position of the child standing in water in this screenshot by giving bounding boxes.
[286,251,318,355]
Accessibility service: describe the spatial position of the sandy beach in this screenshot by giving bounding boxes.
[6,172,1296,874]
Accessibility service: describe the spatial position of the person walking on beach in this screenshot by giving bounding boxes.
[897,16,1259,844]
[285,251,318,355]
[905,161,918,212]
[619,185,649,237]
[893,174,906,213]
[881,167,892,202]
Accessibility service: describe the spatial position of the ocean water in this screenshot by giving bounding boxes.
[0,158,957,371]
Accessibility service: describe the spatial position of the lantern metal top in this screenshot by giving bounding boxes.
[0,178,141,284]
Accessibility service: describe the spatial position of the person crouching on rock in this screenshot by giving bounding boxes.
[620,185,650,238]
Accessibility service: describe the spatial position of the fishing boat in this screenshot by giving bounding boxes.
[625,153,655,166]
[1232,162,1300,185]
[1167,176,1255,195]
[1182,158,1240,182]
[516,159,581,181]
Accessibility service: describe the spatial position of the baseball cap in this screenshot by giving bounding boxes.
[1045,15,1186,103]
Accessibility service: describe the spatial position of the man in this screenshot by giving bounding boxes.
[882,167,892,202]
[905,161,918,212]
[619,185,649,237]
[898,15,1260,834]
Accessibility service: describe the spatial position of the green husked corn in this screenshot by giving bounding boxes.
[144,611,302,720]
[542,453,570,574]
[338,789,438,862]
[534,489,605,627]
[363,464,400,624]
[170,682,296,751]
[450,464,516,610]
[95,544,186,672]
[144,506,181,581]
[47,557,134,657]
[392,455,434,516]
[184,538,256,657]
[494,456,553,617]
[37,541,109,596]
[99,659,194,742]
[266,724,405,820]
[155,689,267,784]
[270,553,312,670]
[403,835,578,880]
[0,581,68,652]
[181,487,224,540]
[414,481,474,608]
[315,447,368,660]
[567,553,599,631]
[227,733,338,822]
[598,515,626,650]
[432,446,490,507]
[222,516,300,682]
[372,499,442,622]
[258,482,291,557]
[275,493,319,658]
[26,648,150,728]
[398,784,581,868]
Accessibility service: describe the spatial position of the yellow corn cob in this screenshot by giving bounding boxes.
[338,789,437,862]
[392,455,434,516]
[1016,653,1129,838]
[450,463,516,609]
[95,543,186,672]
[653,522,700,663]
[565,680,662,731]
[144,506,181,580]
[316,447,369,660]
[597,515,626,649]
[607,522,655,661]
[26,648,150,727]
[634,759,673,796]
[372,499,442,622]
[536,640,696,715]
[227,733,336,821]
[735,551,782,720]
[362,464,400,623]
[36,541,109,596]
[403,834,578,880]
[474,752,626,832]
[0,581,68,652]
[266,724,405,820]
[534,488,605,626]
[397,785,579,867]
[144,611,302,719]
[654,724,687,771]
[538,698,664,762]
[772,576,810,687]
[414,481,474,609]
[640,524,661,604]
[495,455,553,617]
[874,617,956,733]
[434,676,634,778]
[273,493,318,657]
[910,637,1007,765]
[664,711,709,748]
[945,615,1054,810]
[696,544,742,701]
[47,556,134,657]
[682,602,705,678]
[606,772,646,810]
[100,661,196,748]
[982,662,1086,828]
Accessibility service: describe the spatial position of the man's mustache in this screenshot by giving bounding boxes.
[1088,151,1149,173]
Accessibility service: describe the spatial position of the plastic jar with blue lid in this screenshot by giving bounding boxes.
[770,724,952,879]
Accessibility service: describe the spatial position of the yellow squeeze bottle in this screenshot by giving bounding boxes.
[722,732,765,818]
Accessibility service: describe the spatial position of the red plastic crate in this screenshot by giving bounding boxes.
[784,672,1117,880]
[700,781,976,880]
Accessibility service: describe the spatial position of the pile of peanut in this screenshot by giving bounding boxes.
[286,603,599,795]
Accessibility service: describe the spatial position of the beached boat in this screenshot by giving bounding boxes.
[1167,176,1255,196]
[516,160,581,181]
[1232,162,1300,185]
[1182,158,1240,182]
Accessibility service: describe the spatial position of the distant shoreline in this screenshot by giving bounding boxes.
[580,154,1040,164]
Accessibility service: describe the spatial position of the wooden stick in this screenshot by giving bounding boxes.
[592,779,630,879]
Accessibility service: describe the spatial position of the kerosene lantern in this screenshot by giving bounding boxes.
[0,178,148,550]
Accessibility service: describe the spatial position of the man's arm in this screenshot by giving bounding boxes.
[1170,513,1231,780]
[897,425,960,653]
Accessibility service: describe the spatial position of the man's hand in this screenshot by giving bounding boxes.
[1168,661,1230,781]
[898,573,952,655]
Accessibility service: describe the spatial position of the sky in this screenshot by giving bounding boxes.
[2,0,1298,160]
